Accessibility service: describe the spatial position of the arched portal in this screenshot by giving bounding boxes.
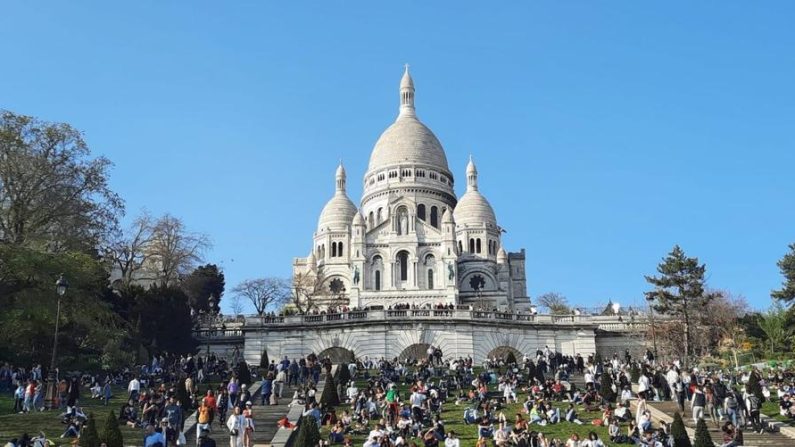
[399,343,431,362]
[487,346,522,364]
[318,347,356,364]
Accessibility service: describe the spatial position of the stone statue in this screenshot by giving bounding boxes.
[399,211,408,235]
[353,266,360,285]
[448,262,455,280]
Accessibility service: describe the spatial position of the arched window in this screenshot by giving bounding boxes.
[338,242,344,257]
[430,206,439,228]
[331,242,337,257]
[458,241,463,254]
[417,204,426,221]
[428,269,434,289]
[377,208,383,223]
[469,239,475,253]
[375,271,381,291]
[369,212,374,227]
[476,239,482,254]
[398,251,409,282]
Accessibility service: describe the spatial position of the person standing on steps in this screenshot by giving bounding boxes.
[691,385,706,426]
[226,406,244,447]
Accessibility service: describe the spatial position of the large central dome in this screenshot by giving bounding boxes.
[366,67,451,174]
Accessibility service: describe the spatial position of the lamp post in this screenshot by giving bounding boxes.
[45,274,69,409]
[646,294,659,359]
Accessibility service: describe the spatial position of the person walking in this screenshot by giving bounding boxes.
[226,407,244,447]
[691,385,706,425]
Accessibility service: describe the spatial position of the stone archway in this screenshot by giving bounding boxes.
[399,343,431,362]
[318,347,356,364]
[487,346,522,364]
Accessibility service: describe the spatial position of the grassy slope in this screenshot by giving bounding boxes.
[320,370,619,447]
[0,386,144,446]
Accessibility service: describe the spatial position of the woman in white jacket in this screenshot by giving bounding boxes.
[227,406,244,447]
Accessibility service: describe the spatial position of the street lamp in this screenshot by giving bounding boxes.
[45,274,69,409]
[208,294,217,315]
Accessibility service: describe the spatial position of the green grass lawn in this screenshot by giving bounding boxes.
[319,370,621,447]
[0,386,145,446]
[761,400,794,427]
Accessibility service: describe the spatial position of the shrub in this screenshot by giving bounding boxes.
[671,412,692,447]
[260,349,269,370]
[336,362,351,385]
[320,374,339,408]
[238,361,252,385]
[101,410,124,447]
[630,363,641,383]
[601,372,616,403]
[693,417,714,447]
[176,376,192,411]
[293,415,320,447]
[505,351,517,365]
[80,413,101,447]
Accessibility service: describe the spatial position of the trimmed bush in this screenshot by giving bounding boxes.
[260,348,269,370]
[505,351,517,365]
[336,362,351,385]
[671,412,692,447]
[320,374,339,408]
[101,410,124,447]
[80,413,101,447]
[293,415,321,447]
[238,361,252,385]
[176,376,192,411]
[693,418,714,447]
[601,372,616,403]
[630,363,641,383]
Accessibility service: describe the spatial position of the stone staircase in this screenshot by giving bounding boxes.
[645,400,792,447]
[249,385,297,446]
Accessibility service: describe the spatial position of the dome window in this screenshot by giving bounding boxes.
[430,206,439,228]
[417,204,426,221]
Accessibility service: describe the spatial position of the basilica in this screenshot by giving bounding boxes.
[293,68,531,312]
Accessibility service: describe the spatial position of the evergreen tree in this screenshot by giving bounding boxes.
[645,245,719,365]
[101,410,124,447]
[293,415,321,447]
[671,412,692,447]
[320,374,339,408]
[630,363,641,383]
[80,413,101,447]
[176,376,192,411]
[238,361,252,385]
[506,351,517,365]
[601,372,616,403]
[336,362,351,386]
[693,418,714,447]
[772,243,795,302]
[260,348,269,370]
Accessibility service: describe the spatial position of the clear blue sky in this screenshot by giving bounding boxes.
[3,2,793,312]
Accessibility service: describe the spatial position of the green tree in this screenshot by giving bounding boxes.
[320,374,339,408]
[601,372,616,403]
[101,410,124,447]
[645,245,719,364]
[756,303,793,356]
[260,348,270,370]
[130,284,196,355]
[693,418,714,447]
[772,243,795,302]
[0,110,123,251]
[182,263,225,313]
[238,361,252,386]
[671,412,692,447]
[80,413,101,447]
[293,415,321,447]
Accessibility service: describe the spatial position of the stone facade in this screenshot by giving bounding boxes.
[293,67,530,312]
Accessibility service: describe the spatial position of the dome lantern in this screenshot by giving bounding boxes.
[399,64,415,117]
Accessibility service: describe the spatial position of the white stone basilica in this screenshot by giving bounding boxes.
[293,67,531,311]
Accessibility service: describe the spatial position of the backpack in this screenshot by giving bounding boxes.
[198,405,211,424]
[747,395,759,411]
[725,395,737,409]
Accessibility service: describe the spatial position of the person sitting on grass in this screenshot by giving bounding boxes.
[564,403,583,425]
[565,433,581,447]
[60,418,82,438]
[529,402,547,425]
[477,415,494,440]
[493,422,510,447]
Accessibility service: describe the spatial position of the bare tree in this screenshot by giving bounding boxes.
[232,277,291,316]
[147,214,210,286]
[104,211,155,289]
[536,292,571,314]
[228,293,245,316]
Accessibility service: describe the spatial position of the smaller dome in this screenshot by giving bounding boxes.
[352,212,365,226]
[318,194,357,231]
[400,64,414,89]
[497,247,507,264]
[442,207,454,224]
[454,157,497,228]
[318,164,357,231]
[454,190,497,227]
